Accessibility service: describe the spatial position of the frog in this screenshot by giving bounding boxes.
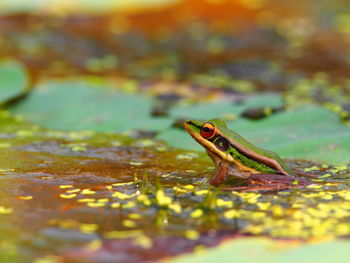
[184,118,304,186]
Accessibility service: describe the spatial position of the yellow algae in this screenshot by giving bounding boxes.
[0,206,13,214]
[0,168,14,172]
[123,220,137,228]
[111,182,134,186]
[271,205,284,217]
[190,209,203,218]
[16,130,34,137]
[156,189,172,206]
[111,140,122,147]
[216,199,233,208]
[18,196,33,200]
[224,209,240,219]
[77,198,95,203]
[87,202,105,208]
[97,198,109,203]
[80,223,98,234]
[34,255,62,263]
[193,245,206,255]
[195,190,209,196]
[66,189,81,193]
[111,202,120,208]
[112,191,135,199]
[292,180,300,185]
[250,211,267,220]
[256,202,270,210]
[243,225,264,235]
[337,190,350,200]
[59,185,73,189]
[291,203,304,209]
[66,143,87,152]
[334,164,348,170]
[123,201,136,209]
[156,146,167,152]
[59,219,78,229]
[128,213,142,219]
[319,173,332,178]
[304,166,319,172]
[234,192,261,204]
[67,131,92,140]
[176,153,198,160]
[329,164,349,173]
[129,161,143,166]
[302,192,322,198]
[321,194,333,200]
[85,239,102,252]
[137,194,151,206]
[138,139,156,147]
[106,185,113,190]
[81,189,96,195]
[183,185,194,190]
[59,193,77,199]
[184,230,200,240]
[173,186,188,193]
[169,202,182,213]
[104,230,142,239]
[133,235,153,249]
[41,176,54,179]
[335,223,350,235]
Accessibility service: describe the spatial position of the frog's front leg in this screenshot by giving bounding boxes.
[208,161,228,186]
[208,162,251,186]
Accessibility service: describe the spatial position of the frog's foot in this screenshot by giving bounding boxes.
[247,173,312,188]
[292,169,320,178]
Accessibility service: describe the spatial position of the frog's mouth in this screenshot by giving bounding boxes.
[184,120,201,131]
[183,120,203,144]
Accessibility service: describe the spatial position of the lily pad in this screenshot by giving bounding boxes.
[8,80,166,133]
[232,106,350,164]
[169,93,283,120]
[159,105,350,164]
[174,238,350,263]
[0,60,28,105]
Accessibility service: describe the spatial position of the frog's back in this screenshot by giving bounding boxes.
[222,126,293,175]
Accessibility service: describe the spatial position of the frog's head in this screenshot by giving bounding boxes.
[184,118,230,153]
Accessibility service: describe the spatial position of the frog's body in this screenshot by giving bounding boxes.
[184,119,294,185]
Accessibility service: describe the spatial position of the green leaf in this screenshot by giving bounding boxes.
[157,129,203,151]
[0,60,28,105]
[174,238,350,263]
[231,106,350,164]
[169,93,283,120]
[8,80,158,132]
[160,105,350,164]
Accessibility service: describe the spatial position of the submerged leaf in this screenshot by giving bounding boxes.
[0,60,28,105]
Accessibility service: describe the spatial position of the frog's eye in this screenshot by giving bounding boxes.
[200,123,216,139]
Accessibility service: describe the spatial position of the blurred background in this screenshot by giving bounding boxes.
[0,0,349,95]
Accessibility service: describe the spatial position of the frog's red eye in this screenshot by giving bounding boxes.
[200,123,216,139]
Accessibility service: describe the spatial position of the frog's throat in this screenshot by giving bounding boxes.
[185,126,259,174]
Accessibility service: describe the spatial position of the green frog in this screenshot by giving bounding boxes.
[184,118,298,186]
